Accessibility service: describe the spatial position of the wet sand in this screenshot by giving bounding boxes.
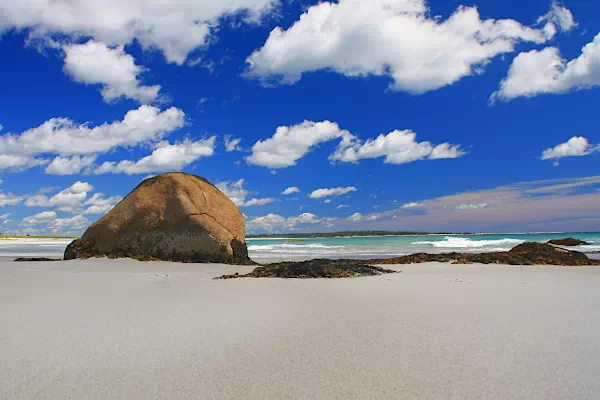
[1,258,599,399]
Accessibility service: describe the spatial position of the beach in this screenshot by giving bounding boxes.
[2,257,600,399]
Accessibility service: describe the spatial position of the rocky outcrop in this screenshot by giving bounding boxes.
[216,259,397,279]
[369,242,597,266]
[547,238,588,246]
[64,173,253,265]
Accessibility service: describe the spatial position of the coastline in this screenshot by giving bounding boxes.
[2,257,600,399]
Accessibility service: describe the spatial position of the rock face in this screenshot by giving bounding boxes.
[216,259,397,279]
[547,238,588,246]
[65,173,253,264]
[369,242,597,266]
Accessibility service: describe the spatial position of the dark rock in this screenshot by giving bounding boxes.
[64,172,253,265]
[547,238,588,246]
[14,257,61,262]
[216,259,398,279]
[368,242,598,266]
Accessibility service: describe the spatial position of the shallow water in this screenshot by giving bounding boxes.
[2,233,599,261]
[248,232,600,261]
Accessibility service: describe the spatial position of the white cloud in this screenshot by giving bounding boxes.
[47,215,89,233]
[402,202,424,209]
[0,154,48,172]
[22,211,57,226]
[247,120,355,169]
[331,130,466,165]
[1,0,279,64]
[246,0,558,93]
[0,106,185,172]
[83,193,123,214]
[492,32,600,101]
[224,136,243,152]
[216,179,248,207]
[456,203,489,210]
[63,40,161,104]
[0,213,10,221]
[243,198,278,207]
[0,193,23,206]
[247,212,322,232]
[538,2,577,33]
[248,121,464,169]
[282,186,300,195]
[45,155,97,175]
[541,137,598,165]
[216,179,277,207]
[348,213,363,222]
[94,137,215,175]
[309,186,357,199]
[336,205,349,209]
[429,143,467,160]
[25,181,95,208]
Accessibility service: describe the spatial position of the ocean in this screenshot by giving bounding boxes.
[247,232,600,261]
[2,233,599,261]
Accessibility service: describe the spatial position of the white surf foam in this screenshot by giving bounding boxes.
[411,237,524,249]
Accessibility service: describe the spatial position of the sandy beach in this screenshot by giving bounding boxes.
[1,257,599,399]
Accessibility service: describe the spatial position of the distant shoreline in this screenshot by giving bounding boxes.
[246,231,590,239]
[0,235,78,240]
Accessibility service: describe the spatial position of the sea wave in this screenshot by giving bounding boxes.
[248,243,344,251]
[411,237,524,249]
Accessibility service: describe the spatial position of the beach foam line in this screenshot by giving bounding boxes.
[411,236,524,249]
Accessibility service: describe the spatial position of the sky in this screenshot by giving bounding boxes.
[0,0,599,235]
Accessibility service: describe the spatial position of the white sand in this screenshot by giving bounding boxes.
[1,258,600,400]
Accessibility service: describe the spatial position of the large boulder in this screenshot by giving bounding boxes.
[65,173,253,264]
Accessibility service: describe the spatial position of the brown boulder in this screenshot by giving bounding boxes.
[65,173,253,264]
[547,238,588,246]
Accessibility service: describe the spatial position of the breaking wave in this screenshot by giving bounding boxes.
[411,237,524,249]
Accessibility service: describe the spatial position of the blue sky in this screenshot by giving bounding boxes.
[0,0,599,235]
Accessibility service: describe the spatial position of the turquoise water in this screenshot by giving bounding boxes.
[2,233,599,261]
[247,232,600,261]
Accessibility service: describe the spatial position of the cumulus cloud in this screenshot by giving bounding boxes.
[541,137,598,165]
[246,120,355,169]
[402,202,424,209]
[0,0,279,64]
[216,179,277,207]
[538,2,577,33]
[282,187,300,195]
[83,193,123,214]
[17,182,121,217]
[492,32,600,102]
[309,187,357,199]
[45,155,97,175]
[247,212,322,232]
[348,213,363,222]
[456,203,489,210]
[94,138,215,175]
[246,0,559,93]
[22,211,57,226]
[0,154,48,172]
[248,121,464,169]
[224,136,243,152]
[331,130,466,165]
[0,193,24,206]
[0,106,185,172]
[63,40,161,104]
[25,181,95,208]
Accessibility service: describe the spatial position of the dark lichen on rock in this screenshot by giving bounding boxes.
[216,259,398,279]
